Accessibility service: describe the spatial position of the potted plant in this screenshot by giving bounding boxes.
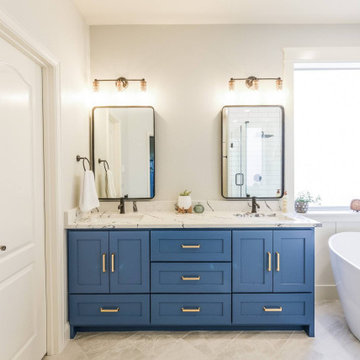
[177,189,192,211]
[295,192,321,213]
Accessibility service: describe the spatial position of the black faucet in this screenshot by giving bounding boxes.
[118,194,129,214]
[251,197,260,214]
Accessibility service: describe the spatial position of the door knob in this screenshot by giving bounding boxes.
[0,245,6,251]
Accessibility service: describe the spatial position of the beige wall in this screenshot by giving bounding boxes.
[0,0,90,210]
[90,24,360,201]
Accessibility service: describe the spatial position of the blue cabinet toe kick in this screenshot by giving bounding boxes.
[68,229,315,338]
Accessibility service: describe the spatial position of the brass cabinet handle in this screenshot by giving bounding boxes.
[263,306,283,312]
[181,244,200,249]
[276,252,280,272]
[181,307,200,313]
[181,276,200,281]
[0,245,6,251]
[100,307,119,313]
[267,252,272,272]
[102,253,106,273]
[111,253,115,273]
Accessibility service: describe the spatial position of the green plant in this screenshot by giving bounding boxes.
[179,189,192,196]
[296,191,321,204]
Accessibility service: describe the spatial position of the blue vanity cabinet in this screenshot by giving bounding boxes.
[68,231,109,294]
[233,230,273,292]
[109,231,149,293]
[68,227,315,338]
[273,230,314,293]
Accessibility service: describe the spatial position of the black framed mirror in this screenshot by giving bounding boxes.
[92,106,155,200]
[221,105,284,199]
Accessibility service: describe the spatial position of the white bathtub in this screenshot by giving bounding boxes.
[329,232,360,340]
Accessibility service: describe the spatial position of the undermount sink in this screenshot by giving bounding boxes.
[107,213,144,222]
[233,213,294,221]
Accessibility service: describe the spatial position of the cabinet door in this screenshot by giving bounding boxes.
[109,231,149,293]
[233,230,273,292]
[273,230,314,292]
[68,231,109,293]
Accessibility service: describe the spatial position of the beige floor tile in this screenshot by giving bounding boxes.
[45,301,360,360]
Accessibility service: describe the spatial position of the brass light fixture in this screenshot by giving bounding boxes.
[92,76,147,92]
[229,76,282,91]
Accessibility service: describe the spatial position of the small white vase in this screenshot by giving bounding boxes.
[178,195,192,210]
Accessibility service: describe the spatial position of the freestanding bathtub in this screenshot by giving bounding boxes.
[329,232,360,340]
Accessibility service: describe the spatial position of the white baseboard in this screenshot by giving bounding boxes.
[64,321,70,343]
[315,285,339,302]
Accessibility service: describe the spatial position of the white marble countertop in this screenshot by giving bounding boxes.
[65,206,320,229]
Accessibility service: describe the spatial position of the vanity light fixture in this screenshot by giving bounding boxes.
[92,76,147,92]
[229,76,283,91]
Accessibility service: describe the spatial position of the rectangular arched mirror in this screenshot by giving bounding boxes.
[221,105,284,199]
[92,106,155,200]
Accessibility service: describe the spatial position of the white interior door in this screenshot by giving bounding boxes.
[0,35,46,360]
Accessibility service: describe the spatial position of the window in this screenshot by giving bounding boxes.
[294,63,360,208]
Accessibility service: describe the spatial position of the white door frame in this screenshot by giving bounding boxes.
[283,47,360,207]
[0,10,65,356]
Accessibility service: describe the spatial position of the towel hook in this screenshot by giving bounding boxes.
[98,158,110,172]
[76,155,91,171]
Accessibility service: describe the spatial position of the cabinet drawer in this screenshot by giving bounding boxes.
[232,294,313,325]
[151,263,231,293]
[151,230,231,261]
[69,295,150,326]
[151,294,231,325]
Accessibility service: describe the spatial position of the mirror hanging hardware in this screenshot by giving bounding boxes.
[98,158,110,172]
[228,76,283,91]
[76,155,91,171]
[93,76,147,92]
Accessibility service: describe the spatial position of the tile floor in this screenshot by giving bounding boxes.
[44,301,360,360]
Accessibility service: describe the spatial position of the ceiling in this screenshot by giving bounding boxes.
[73,0,360,25]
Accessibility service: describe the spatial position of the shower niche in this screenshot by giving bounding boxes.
[221,105,284,199]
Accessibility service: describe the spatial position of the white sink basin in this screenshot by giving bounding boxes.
[233,213,294,222]
[108,213,144,221]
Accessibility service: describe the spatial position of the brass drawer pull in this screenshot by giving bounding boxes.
[263,306,283,312]
[0,245,6,251]
[276,252,280,272]
[111,253,115,273]
[181,307,200,313]
[267,252,272,272]
[102,253,106,273]
[181,276,200,281]
[181,244,200,249]
[100,307,119,313]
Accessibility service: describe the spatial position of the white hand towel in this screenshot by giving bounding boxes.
[105,170,117,198]
[79,170,100,212]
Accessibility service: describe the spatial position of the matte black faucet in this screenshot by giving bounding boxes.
[118,194,128,214]
[251,197,260,214]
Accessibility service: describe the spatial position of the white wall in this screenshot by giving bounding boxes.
[0,0,90,210]
[90,24,360,201]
